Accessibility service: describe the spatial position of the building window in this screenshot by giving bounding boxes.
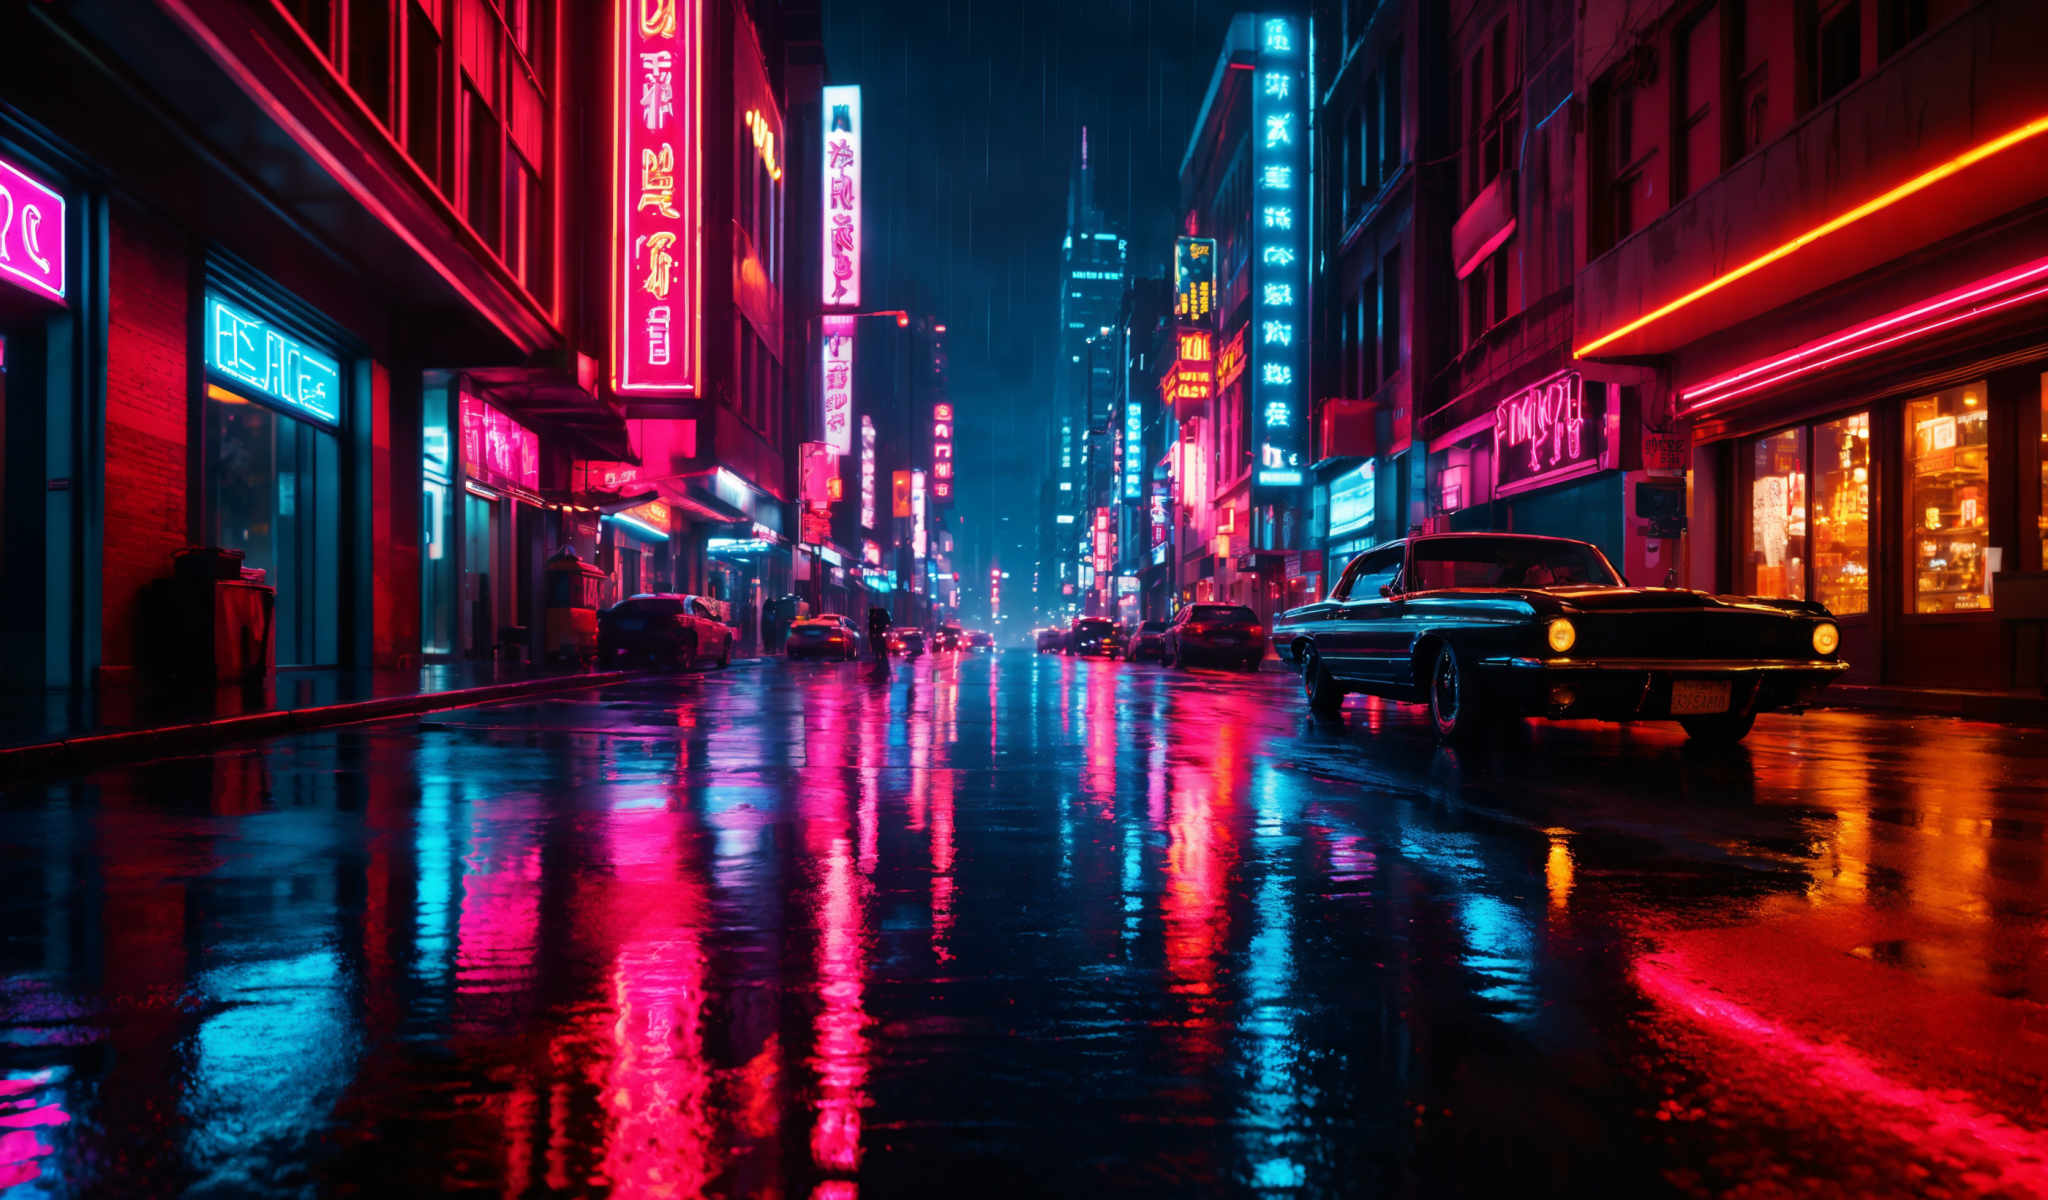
[1462,249,1511,348]
[1381,49,1401,181]
[1379,251,1399,380]
[1355,280,1376,398]
[206,384,341,668]
[1466,21,1517,203]
[463,81,502,252]
[1812,413,1870,616]
[1675,4,1721,199]
[1749,427,1806,599]
[346,0,394,125]
[1906,383,1991,613]
[1814,2,1860,105]
[282,0,336,56]
[1877,0,1928,62]
[406,6,444,186]
[1735,0,1773,157]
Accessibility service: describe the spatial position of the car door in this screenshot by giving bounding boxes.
[1319,547,1401,679]
[1340,547,1411,684]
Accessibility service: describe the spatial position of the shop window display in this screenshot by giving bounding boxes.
[1905,383,1990,613]
[1749,427,1806,599]
[1811,413,1870,615]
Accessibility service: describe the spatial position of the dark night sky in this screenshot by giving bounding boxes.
[823,0,1245,592]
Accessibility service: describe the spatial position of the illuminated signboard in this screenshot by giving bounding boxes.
[822,85,862,307]
[613,0,701,394]
[1493,371,1606,497]
[205,293,341,425]
[821,314,855,455]
[1173,329,1213,405]
[611,498,672,540]
[1216,325,1247,390]
[892,468,911,518]
[459,392,540,491]
[1174,236,1216,324]
[932,401,954,502]
[1326,461,1377,538]
[1251,14,1306,493]
[1150,485,1169,550]
[0,154,64,303]
[911,469,928,561]
[1092,507,1114,579]
[1122,400,1143,499]
[863,538,882,566]
[859,416,877,528]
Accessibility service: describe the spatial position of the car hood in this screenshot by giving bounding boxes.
[1505,586,1829,617]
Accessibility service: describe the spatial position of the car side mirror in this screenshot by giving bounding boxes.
[1379,584,1399,598]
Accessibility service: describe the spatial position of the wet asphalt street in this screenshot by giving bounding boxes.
[3,650,2047,1197]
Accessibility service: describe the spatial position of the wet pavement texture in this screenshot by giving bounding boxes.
[3,652,2046,1197]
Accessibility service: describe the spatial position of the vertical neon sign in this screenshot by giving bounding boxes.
[821,314,855,455]
[859,415,877,529]
[613,0,701,393]
[1122,401,1143,500]
[1251,14,1306,492]
[932,402,954,502]
[822,85,862,308]
[911,469,928,561]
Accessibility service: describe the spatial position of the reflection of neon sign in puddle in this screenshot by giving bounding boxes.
[0,1068,72,1189]
[1635,953,2048,1192]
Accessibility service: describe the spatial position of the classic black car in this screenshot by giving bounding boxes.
[1273,533,1847,743]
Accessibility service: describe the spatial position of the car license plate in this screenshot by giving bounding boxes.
[1670,680,1731,715]
[1213,635,1240,645]
[616,618,644,632]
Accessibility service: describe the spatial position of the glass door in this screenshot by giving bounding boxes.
[464,490,495,656]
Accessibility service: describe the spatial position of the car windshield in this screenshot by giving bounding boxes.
[1140,621,1166,632]
[1409,537,1621,590]
[613,597,683,616]
[1073,619,1111,633]
[1188,605,1256,623]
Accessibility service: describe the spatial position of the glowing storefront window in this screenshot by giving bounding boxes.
[1906,383,1991,613]
[1748,427,1806,600]
[1812,413,1870,616]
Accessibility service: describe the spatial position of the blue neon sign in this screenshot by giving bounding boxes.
[1123,400,1144,500]
[205,293,341,425]
[1251,14,1307,493]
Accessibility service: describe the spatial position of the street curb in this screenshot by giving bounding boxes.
[0,670,647,780]
[1814,685,2048,727]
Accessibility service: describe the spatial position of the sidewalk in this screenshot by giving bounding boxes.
[1817,683,2048,726]
[0,662,644,777]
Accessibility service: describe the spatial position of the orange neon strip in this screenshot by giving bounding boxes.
[1574,112,2048,359]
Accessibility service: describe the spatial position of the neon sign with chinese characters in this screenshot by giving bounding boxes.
[612,0,701,394]
[1251,14,1306,493]
[821,314,855,455]
[0,154,64,303]
[822,85,861,307]
[1173,329,1213,404]
[932,401,954,502]
[1174,236,1216,324]
[911,469,928,562]
[860,415,877,529]
[205,293,341,425]
[1122,400,1143,500]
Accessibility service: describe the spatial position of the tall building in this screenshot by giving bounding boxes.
[1042,126,1127,621]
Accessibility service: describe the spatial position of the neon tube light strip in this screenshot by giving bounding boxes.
[1682,256,2048,409]
[1683,277,2048,413]
[1576,112,2048,359]
[606,512,670,542]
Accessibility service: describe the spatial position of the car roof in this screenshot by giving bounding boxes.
[1344,532,1605,558]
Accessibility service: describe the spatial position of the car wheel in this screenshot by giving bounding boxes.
[717,638,731,669]
[678,637,698,671]
[1301,646,1344,714]
[1680,711,1756,745]
[1429,643,1487,741]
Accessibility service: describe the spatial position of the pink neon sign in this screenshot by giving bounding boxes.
[460,393,539,491]
[821,86,861,307]
[612,0,701,394]
[932,401,953,502]
[821,314,855,455]
[0,155,65,304]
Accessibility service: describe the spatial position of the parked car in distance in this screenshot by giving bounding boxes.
[887,628,927,658]
[1035,627,1066,653]
[1163,604,1266,670]
[1066,617,1119,658]
[597,594,735,669]
[1274,532,1849,743]
[965,629,996,652]
[934,623,965,651]
[1124,619,1168,662]
[786,614,863,661]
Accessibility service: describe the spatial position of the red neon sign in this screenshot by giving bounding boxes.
[612,0,702,394]
[1174,328,1214,404]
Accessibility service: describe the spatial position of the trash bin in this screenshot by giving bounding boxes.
[146,548,275,684]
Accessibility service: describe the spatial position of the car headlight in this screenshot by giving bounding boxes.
[1546,618,1576,654]
[1812,622,1840,656]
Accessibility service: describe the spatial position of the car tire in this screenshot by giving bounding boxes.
[1680,711,1756,745]
[1428,643,1487,742]
[677,636,698,671]
[1302,646,1344,715]
[717,638,731,669]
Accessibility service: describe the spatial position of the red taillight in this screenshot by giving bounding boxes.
[1249,625,1263,636]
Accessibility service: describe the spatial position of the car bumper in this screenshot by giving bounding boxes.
[1180,640,1266,660]
[1472,656,1849,718]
